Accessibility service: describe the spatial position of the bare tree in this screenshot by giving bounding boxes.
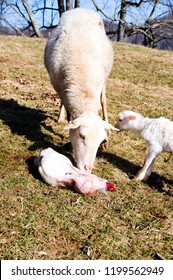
[57,0,80,17]
[58,0,65,16]
[0,0,27,35]
[0,0,81,36]
[22,0,42,37]
[66,0,73,11]
[117,0,144,42]
[93,0,144,42]
[92,0,173,49]
[75,0,80,8]
[117,0,127,42]
[1,0,172,49]
[0,0,43,36]
[126,0,173,48]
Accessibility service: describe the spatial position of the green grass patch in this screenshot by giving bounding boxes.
[0,36,173,260]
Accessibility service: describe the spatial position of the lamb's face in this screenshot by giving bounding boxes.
[115,110,140,131]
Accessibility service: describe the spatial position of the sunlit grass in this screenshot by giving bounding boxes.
[0,35,173,260]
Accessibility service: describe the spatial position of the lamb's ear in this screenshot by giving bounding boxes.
[64,118,81,130]
[104,121,120,131]
[128,115,136,121]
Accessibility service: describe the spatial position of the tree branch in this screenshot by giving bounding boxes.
[92,0,119,22]
[22,0,42,37]
[1,16,26,36]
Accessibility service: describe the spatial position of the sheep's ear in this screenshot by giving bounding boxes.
[104,121,119,131]
[128,115,136,121]
[64,118,81,130]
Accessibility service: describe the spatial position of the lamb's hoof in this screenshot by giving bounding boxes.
[134,174,149,182]
[134,176,141,181]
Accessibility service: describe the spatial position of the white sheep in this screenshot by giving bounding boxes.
[115,110,173,181]
[44,8,118,172]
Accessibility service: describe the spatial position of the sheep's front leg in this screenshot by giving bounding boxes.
[58,103,71,123]
[100,85,109,150]
[58,103,66,123]
[135,146,160,181]
[100,85,108,122]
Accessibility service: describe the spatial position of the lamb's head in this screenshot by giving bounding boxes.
[114,110,144,132]
[65,112,118,172]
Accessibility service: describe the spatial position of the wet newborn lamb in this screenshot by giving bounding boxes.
[115,110,173,181]
[34,148,116,194]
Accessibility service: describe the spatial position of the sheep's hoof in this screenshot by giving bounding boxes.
[100,141,108,151]
[58,118,66,123]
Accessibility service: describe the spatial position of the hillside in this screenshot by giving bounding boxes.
[0,35,173,260]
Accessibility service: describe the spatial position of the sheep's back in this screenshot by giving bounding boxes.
[44,8,113,115]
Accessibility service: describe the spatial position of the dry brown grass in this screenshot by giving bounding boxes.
[0,35,173,260]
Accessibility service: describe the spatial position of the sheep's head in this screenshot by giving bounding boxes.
[65,112,118,172]
[114,110,143,132]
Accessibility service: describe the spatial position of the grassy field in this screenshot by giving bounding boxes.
[0,35,173,260]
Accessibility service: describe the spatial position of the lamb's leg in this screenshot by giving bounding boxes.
[144,161,155,180]
[135,147,160,181]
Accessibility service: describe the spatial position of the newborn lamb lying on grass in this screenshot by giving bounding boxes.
[34,148,116,194]
[115,110,173,181]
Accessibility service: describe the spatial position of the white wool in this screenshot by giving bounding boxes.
[141,117,173,153]
[117,111,173,153]
[44,8,113,119]
[115,110,173,181]
[44,8,117,171]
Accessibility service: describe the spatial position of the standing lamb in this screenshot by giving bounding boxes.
[44,8,118,172]
[114,110,173,181]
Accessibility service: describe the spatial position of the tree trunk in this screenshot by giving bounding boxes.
[75,0,80,8]
[143,0,160,48]
[117,0,127,42]
[66,0,73,11]
[58,0,65,17]
[22,0,42,37]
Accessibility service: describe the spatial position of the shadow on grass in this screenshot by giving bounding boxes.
[98,151,173,197]
[0,98,58,149]
[0,98,71,150]
[0,98,75,176]
[1,98,172,196]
